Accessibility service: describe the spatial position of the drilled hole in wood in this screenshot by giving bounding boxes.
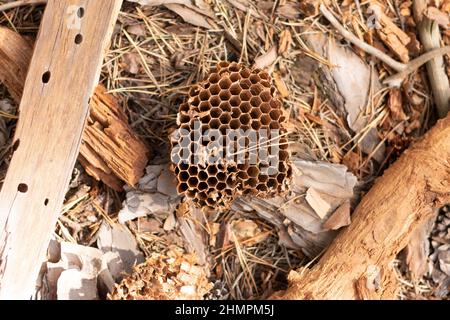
[44,199,49,206]
[12,139,20,152]
[74,34,83,45]
[18,183,28,193]
[77,7,85,18]
[42,71,51,84]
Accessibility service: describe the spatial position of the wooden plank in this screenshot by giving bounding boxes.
[0,0,122,299]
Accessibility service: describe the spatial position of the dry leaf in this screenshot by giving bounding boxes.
[127,0,216,29]
[229,219,268,245]
[276,1,301,19]
[254,45,278,69]
[127,24,147,36]
[273,71,289,98]
[121,52,140,74]
[306,33,385,162]
[278,29,292,55]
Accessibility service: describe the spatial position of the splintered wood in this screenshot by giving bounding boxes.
[0,0,123,299]
[79,85,149,191]
[0,27,149,190]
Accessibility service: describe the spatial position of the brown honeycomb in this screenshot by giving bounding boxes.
[171,61,291,210]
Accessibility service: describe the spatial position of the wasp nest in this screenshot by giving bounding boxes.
[171,61,291,210]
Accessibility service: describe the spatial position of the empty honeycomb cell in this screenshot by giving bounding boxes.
[218,61,229,69]
[217,182,226,191]
[171,61,291,210]
[247,178,258,188]
[198,192,208,201]
[260,80,271,88]
[260,114,271,126]
[260,91,271,102]
[259,102,270,114]
[219,101,232,112]
[178,113,190,124]
[198,170,208,181]
[208,73,220,84]
[210,84,220,95]
[179,171,189,182]
[250,84,263,96]
[269,109,282,120]
[217,172,226,181]
[219,78,232,90]
[270,99,281,109]
[240,91,252,101]
[231,107,242,118]
[269,121,280,129]
[229,83,242,95]
[239,102,251,113]
[199,101,211,112]
[240,68,251,78]
[210,96,221,107]
[200,114,211,124]
[210,107,222,118]
[199,90,211,101]
[187,177,199,188]
[248,166,259,178]
[198,182,208,191]
[188,166,198,176]
[207,176,218,187]
[209,118,220,129]
[230,119,240,130]
[249,74,260,84]
[230,96,241,107]
[230,72,241,82]
[229,62,240,72]
[277,173,286,184]
[240,79,251,89]
[177,183,189,193]
[219,90,231,101]
[207,165,218,175]
[280,150,289,161]
[267,178,278,188]
[250,108,262,119]
[180,103,189,113]
[219,113,231,124]
[250,96,262,108]
[251,120,262,130]
[239,113,251,125]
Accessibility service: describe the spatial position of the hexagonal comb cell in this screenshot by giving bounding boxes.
[171,61,291,211]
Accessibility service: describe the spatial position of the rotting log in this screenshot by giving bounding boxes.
[0,27,149,191]
[272,114,450,300]
[0,0,123,299]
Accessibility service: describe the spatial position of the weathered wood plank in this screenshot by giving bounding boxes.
[0,0,122,299]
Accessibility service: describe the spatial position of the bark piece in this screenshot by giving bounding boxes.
[369,2,411,63]
[272,114,450,300]
[0,0,123,299]
[0,27,149,191]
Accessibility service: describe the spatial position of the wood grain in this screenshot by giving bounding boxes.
[0,0,122,299]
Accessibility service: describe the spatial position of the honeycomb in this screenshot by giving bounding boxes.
[171,61,291,210]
